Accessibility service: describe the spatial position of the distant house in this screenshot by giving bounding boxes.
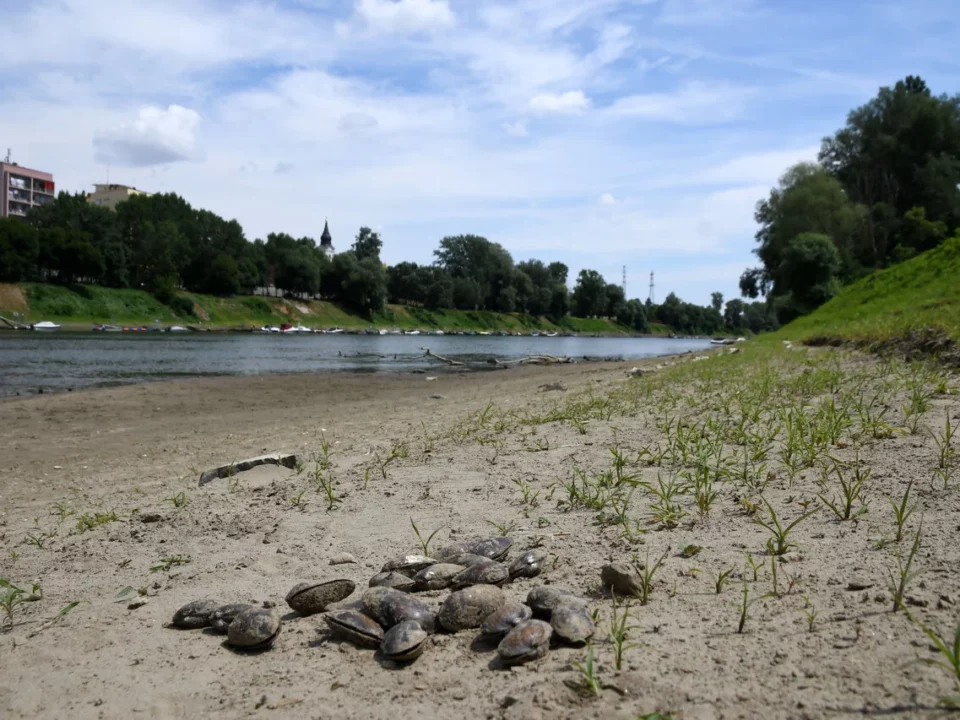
[87,183,152,211]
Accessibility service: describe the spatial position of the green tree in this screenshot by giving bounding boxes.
[820,76,960,238]
[711,292,723,313]
[572,269,606,317]
[352,227,383,262]
[724,298,745,329]
[435,235,514,308]
[0,218,39,281]
[776,233,842,321]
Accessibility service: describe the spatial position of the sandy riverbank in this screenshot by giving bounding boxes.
[1,348,959,719]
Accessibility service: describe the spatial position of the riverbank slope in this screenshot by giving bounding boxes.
[0,282,673,336]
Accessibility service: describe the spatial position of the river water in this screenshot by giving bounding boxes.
[0,332,711,396]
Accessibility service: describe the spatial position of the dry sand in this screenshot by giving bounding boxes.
[1,350,959,719]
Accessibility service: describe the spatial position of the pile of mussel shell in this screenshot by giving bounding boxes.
[168,535,594,666]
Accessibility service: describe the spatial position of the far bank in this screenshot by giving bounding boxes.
[0,282,684,337]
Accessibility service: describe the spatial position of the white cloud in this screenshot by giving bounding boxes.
[93,105,202,167]
[605,82,752,124]
[502,121,528,137]
[355,0,454,34]
[598,192,616,206]
[529,90,590,114]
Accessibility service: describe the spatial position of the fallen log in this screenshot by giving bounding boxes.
[198,452,301,486]
[420,347,465,366]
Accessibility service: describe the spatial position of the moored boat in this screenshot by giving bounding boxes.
[31,321,61,332]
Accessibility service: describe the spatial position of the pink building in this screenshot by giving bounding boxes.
[1,161,56,219]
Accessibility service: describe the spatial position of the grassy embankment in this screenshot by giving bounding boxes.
[776,234,960,345]
[0,282,672,335]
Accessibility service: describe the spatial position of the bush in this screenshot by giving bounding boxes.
[168,295,196,318]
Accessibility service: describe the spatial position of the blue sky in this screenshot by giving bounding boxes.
[1,0,957,304]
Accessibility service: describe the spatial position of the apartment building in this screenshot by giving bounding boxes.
[87,183,152,210]
[0,161,55,219]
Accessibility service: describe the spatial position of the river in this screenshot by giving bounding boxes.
[0,332,712,396]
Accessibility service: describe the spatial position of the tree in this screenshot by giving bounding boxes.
[352,227,383,262]
[387,262,423,305]
[626,299,648,333]
[604,283,626,317]
[0,218,39,281]
[776,233,842,321]
[206,253,242,296]
[711,292,723,313]
[435,235,514,308]
[338,255,387,316]
[548,284,569,320]
[572,269,606,317]
[820,76,960,237]
[452,276,483,310]
[895,206,948,256]
[724,298,745,329]
[422,267,453,310]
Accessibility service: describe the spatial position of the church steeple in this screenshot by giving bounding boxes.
[320,219,332,247]
[320,218,334,258]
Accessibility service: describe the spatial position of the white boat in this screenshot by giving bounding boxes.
[478,331,491,336]
[432,330,445,336]
[406,330,420,336]
[283,324,312,333]
[325,327,344,334]
[378,329,389,335]
[168,325,188,333]
[260,326,281,333]
[544,332,558,338]
[31,321,61,332]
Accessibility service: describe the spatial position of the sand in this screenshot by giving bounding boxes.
[1,349,958,720]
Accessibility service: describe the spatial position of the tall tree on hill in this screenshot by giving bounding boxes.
[352,227,383,262]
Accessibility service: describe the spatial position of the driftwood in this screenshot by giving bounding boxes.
[420,347,465,366]
[0,314,29,330]
[494,355,570,366]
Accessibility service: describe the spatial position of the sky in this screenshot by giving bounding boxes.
[1,0,957,305]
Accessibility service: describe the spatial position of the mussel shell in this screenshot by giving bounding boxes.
[380,554,437,577]
[362,587,437,633]
[438,585,506,632]
[451,560,509,589]
[467,536,513,560]
[227,607,281,649]
[526,586,582,619]
[286,579,356,615]
[381,620,428,662]
[210,603,253,633]
[497,619,552,665]
[549,602,594,645]
[443,553,492,568]
[480,601,533,637]
[436,537,513,562]
[172,598,222,629]
[369,571,417,591]
[324,610,384,648]
[414,563,465,591]
[508,550,546,580]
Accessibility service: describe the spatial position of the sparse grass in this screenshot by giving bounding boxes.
[818,454,870,521]
[608,592,640,671]
[485,518,518,537]
[755,499,819,556]
[886,520,923,613]
[151,555,191,573]
[715,568,734,594]
[0,578,42,630]
[901,604,960,696]
[166,491,190,509]
[76,510,119,533]
[569,644,602,698]
[889,482,917,543]
[410,518,444,556]
[632,549,669,606]
[931,415,956,488]
[801,596,818,632]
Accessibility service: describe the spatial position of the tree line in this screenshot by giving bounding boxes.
[741,76,960,322]
[0,178,771,334]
